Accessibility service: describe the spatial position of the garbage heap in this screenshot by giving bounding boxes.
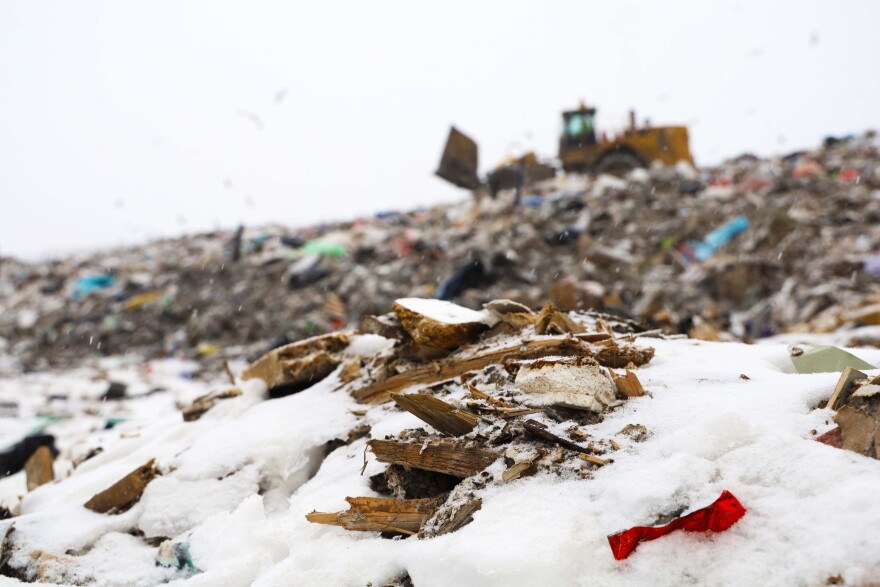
[3,296,880,584]
[2,132,880,373]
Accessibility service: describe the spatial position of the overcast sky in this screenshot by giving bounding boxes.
[1,0,878,259]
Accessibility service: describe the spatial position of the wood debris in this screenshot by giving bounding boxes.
[422,497,482,537]
[579,453,608,466]
[242,332,350,398]
[610,369,646,398]
[827,367,867,411]
[392,298,491,349]
[522,419,590,453]
[24,446,54,492]
[368,439,501,478]
[350,336,652,404]
[182,387,242,422]
[306,497,441,534]
[391,393,478,436]
[534,302,586,335]
[84,460,158,514]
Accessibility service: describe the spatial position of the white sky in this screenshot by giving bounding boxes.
[1,0,877,259]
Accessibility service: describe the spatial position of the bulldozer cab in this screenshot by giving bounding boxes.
[561,107,597,147]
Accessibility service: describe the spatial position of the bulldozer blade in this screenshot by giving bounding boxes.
[435,126,481,190]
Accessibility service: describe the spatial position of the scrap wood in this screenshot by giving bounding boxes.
[579,453,608,466]
[422,497,483,537]
[368,439,501,478]
[24,446,54,492]
[522,419,590,453]
[242,332,350,395]
[467,384,516,407]
[182,387,242,422]
[535,302,586,335]
[306,496,440,534]
[84,460,158,514]
[391,393,478,437]
[608,490,747,560]
[827,367,867,411]
[610,369,646,398]
[351,336,653,403]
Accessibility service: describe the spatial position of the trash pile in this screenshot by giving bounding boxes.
[3,294,880,585]
[3,132,880,374]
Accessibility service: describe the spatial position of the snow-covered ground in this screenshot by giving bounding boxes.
[2,335,880,586]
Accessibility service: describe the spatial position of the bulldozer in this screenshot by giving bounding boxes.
[435,103,693,194]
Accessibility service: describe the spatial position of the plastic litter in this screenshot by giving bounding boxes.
[608,490,747,560]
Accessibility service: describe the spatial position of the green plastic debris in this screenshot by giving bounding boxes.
[301,237,347,257]
[789,344,875,374]
[157,540,200,573]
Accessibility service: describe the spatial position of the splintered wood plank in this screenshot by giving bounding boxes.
[391,393,478,437]
[25,446,54,492]
[522,419,590,452]
[352,337,654,404]
[306,497,439,534]
[84,460,158,514]
[368,439,500,478]
[423,498,483,537]
[828,367,867,411]
[610,369,646,398]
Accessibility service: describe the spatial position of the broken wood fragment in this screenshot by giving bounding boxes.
[24,446,54,492]
[535,303,586,335]
[351,336,652,404]
[306,496,439,534]
[579,453,608,466]
[392,298,491,349]
[242,332,350,397]
[502,461,536,482]
[182,387,242,422]
[422,497,483,537]
[522,419,590,452]
[84,460,158,514]
[828,367,867,411]
[391,393,478,437]
[358,313,406,340]
[610,369,646,398]
[368,439,500,478]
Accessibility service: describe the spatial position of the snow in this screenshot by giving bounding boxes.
[2,337,880,585]
[395,298,497,325]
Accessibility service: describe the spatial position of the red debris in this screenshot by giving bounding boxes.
[608,490,746,560]
[815,427,843,449]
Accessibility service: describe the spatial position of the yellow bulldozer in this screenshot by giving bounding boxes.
[436,103,693,195]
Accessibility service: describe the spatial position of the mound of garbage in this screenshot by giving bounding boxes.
[2,132,880,374]
[2,294,880,585]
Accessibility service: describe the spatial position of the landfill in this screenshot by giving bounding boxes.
[2,133,880,586]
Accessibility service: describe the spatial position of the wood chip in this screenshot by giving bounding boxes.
[579,453,607,466]
[609,369,646,398]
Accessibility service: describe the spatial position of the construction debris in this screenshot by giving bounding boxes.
[242,332,349,397]
[306,497,442,535]
[84,460,158,514]
[24,446,54,492]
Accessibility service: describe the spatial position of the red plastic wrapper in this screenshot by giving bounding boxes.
[608,490,746,560]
